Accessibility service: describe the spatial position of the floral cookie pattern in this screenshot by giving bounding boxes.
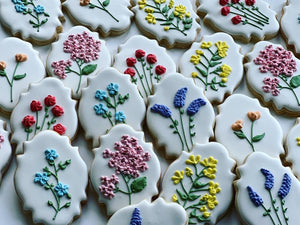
[179,32,243,104]
[46,26,111,99]
[14,130,88,225]
[0,120,12,185]
[90,124,160,215]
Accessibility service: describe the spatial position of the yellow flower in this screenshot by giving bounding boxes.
[200,205,207,212]
[221,64,231,75]
[174,4,186,15]
[203,211,211,218]
[196,49,204,55]
[144,7,154,13]
[138,0,147,9]
[155,0,166,3]
[185,154,201,165]
[191,72,198,78]
[145,13,156,24]
[207,195,218,210]
[190,55,201,65]
[172,194,178,202]
[221,78,228,83]
[296,137,300,146]
[201,41,212,49]
[185,167,193,176]
[168,0,174,8]
[209,181,221,195]
[185,12,191,18]
[203,167,217,179]
[200,156,218,168]
[215,41,229,58]
[171,170,184,184]
[164,26,170,31]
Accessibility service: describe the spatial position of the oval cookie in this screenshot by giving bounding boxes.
[0,120,12,185]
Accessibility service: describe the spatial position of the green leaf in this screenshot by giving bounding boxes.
[233,131,246,139]
[130,177,147,193]
[193,181,208,188]
[102,0,110,7]
[188,194,200,201]
[162,4,168,13]
[209,61,222,67]
[191,132,196,137]
[82,64,97,75]
[168,12,174,20]
[176,189,187,200]
[173,130,178,134]
[186,18,193,24]
[169,124,175,128]
[188,219,197,224]
[195,66,207,77]
[64,202,71,208]
[211,77,217,84]
[0,70,6,76]
[290,75,300,88]
[41,19,48,25]
[89,4,95,8]
[184,23,192,30]
[180,109,184,114]
[48,201,53,206]
[263,212,269,216]
[14,73,26,80]
[189,117,194,122]
[44,12,50,17]
[67,193,72,199]
[44,184,50,190]
[252,133,265,142]
[197,215,210,222]
[211,55,222,61]
[174,120,179,126]
[160,21,173,26]
[219,82,227,87]
[190,209,197,217]
[210,83,217,91]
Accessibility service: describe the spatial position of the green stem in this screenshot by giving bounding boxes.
[170,117,185,151]
[188,116,194,147]
[240,130,255,152]
[48,184,60,220]
[112,95,117,124]
[140,59,152,95]
[178,108,190,152]
[92,0,119,22]
[104,111,114,127]
[47,116,56,129]
[52,163,59,183]
[268,190,283,225]
[75,59,83,94]
[34,111,39,135]
[237,2,269,22]
[278,75,300,106]
[232,4,269,24]
[280,200,289,225]
[261,204,277,225]
[121,173,132,204]
[133,65,149,98]
[148,65,154,88]
[40,106,49,130]
[26,131,30,141]
[250,121,255,152]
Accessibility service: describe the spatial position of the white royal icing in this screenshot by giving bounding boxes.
[0,0,63,44]
[10,78,78,154]
[107,198,188,225]
[215,94,284,165]
[179,32,243,104]
[197,0,279,43]
[14,130,88,225]
[147,73,215,159]
[132,0,201,47]
[63,0,133,36]
[160,143,235,224]
[245,41,300,115]
[235,152,300,225]
[46,26,111,99]
[0,37,45,113]
[0,120,12,185]
[113,35,176,103]
[90,124,161,215]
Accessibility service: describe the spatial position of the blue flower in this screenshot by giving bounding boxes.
[34,172,49,186]
[34,5,45,14]
[247,186,263,207]
[151,104,172,118]
[107,83,119,96]
[54,182,69,197]
[298,16,300,23]
[45,149,58,161]
[174,87,188,108]
[260,168,274,190]
[278,173,292,199]
[94,103,108,115]
[115,111,126,122]
[15,4,26,13]
[95,90,107,100]
[12,0,22,4]
[186,98,206,116]
[130,208,142,225]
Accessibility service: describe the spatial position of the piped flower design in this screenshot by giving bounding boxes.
[0,134,5,149]
[130,208,142,225]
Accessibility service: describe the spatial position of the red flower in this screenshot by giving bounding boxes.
[124,68,136,77]
[53,123,66,135]
[221,6,230,16]
[22,115,35,128]
[231,0,239,3]
[155,65,166,75]
[219,0,228,6]
[231,15,242,24]
[245,0,255,6]
[126,57,137,67]
[52,105,64,117]
[44,95,56,107]
[146,54,157,64]
[30,100,42,112]
[135,49,145,59]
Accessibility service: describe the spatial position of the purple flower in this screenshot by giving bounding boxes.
[34,172,49,186]
[174,87,188,108]
[151,104,172,118]
[186,98,206,116]
[45,149,58,161]
[278,173,292,199]
[247,186,263,207]
[54,182,69,197]
[260,168,274,190]
[130,208,142,225]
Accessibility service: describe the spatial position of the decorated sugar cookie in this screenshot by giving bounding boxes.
[235,152,300,225]
[179,32,243,104]
[107,198,188,225]
[113,35,176,103]
[63,0,133,37]
[132,0,201,48]
[46,26,111,99]
[0,0,64,45]
[215,94,284,165]
[90,124,160,215]
[78,67,145,147]
[0,37,45,113]
[10,78,78,154]
[14,130,88,225]
[0,120,12,185]
[245,41,300,116]
[147,73,215,159]
[197,0,279,43]
[160,143,235,224]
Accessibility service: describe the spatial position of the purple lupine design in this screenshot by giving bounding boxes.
[130,208,142,225]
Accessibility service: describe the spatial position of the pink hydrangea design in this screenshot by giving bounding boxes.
[262,77,280,96]
[99,174,119,199]
[51,60,72,79]
[0,134,4,149]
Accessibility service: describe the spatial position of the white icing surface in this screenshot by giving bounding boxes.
[113,35,177,103]
[160,143,236,224]
[215,94,284,165]
[197,0,279,42]
[147,73,215,159]
[179,32,244,104]
[10,78,78,154]
[281,0,300,55]
[78,67,146,147]
[90,124,161,215]
[107,198,188,225]
[14,130,88,225]
[63,0,133,35]
[0,120,12,185]
[0,0,63,43]
[235,152,300,225]
[132,0,201,47]
[245,41,300,114]
[46,26,111,99]
[0,37,45,112]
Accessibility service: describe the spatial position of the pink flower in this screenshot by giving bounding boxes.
[262,77,280,96]
[52,105,64,117]
[155,65,166,75]
[99,175,119,199]
[30,100,43,112]
[53,123,66,135]
[0,135,4,149]
[146,54,157,64]
[221,6,230,16]
[135,49,145,59]
[51,60,72,79]
[124,68,136,77]
[245,0,255,6]
[126,57,137,67]
[231,15,242,24]
[44,95,56,107]
[22,115,35,128]
[219,0,228,6]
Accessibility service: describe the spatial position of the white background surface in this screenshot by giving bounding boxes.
[0,0,295,224]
